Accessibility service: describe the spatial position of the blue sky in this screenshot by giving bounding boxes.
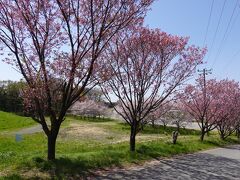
[145,0,240,81]
[0,0,240,81]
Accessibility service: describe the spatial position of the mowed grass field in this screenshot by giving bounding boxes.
[0,112,239,179]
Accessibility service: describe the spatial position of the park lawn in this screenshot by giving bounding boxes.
[0,114,239,179]
[0,111,36,132]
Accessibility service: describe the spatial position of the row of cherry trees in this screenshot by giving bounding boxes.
[180,77,240,141]
[0,0,154,160]
[1,0,232,160]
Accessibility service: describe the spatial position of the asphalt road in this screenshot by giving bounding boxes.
[92,145,240,180]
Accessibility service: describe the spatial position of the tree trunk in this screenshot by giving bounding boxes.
[47,122,60,161]
[47,134,57,160]
[130,125,137,152]
[200,129,206,141]
[220,132,225,140]
[237,127,240,141]
[176,123,180,132]
[172,131,179,144]
[151,120,155,128]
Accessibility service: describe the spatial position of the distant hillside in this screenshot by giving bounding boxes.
[0,111,36,132]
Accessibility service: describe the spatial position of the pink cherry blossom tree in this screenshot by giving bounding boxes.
[147,101,172,128]
[180,78,240,141]
[69,98,109,118]
[99,28,206,151]
[179,78,220,141]
[166,103,192,131]
[0,0,153,160]
[213,80,240,140]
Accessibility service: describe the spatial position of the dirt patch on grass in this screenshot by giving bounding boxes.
[59,123,110,140]
[59,122,164,144]
[108,136,164,145]
[0,171,6,177]
[20,169,50,179]
[69,123,108,136]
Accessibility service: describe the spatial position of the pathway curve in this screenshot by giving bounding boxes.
[15,124,43,135]
[92,145,240,180]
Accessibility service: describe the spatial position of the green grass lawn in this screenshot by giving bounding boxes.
[0,111,36,132]
[0,112,239,179]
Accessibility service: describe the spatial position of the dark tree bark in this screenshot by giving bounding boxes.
[235,124,240,142]
[237,129,240,141]
[220,132,225,140]
[172,131,179,144]
[46,119,61,160]
[200,128,206,141]
[151,119,155,128]
[218,127,226,140]
[130,124,137,152]
[47,134,57,160]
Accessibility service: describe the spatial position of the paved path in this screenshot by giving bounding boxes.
[15,124,43,135]
[92,145,240,180]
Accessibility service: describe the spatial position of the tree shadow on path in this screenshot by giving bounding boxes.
[93,152,240,180]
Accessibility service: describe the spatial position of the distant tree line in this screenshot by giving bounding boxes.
[0,80,25,114]
[0,80,108,117]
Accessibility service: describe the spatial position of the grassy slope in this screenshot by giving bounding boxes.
[0,115,239,179]
[0,111,36,132]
